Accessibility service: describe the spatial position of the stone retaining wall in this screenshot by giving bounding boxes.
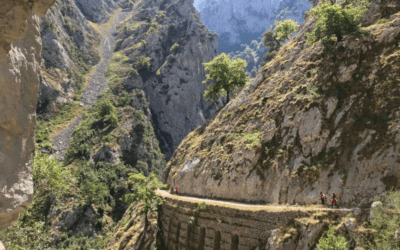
[159,196,354,250]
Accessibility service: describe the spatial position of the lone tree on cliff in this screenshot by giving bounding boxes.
[262,19,299,60]
[122,172,166,225]
[202,53,247,105]
[306,0,367,49]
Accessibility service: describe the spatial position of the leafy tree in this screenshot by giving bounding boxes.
[362,191,400,249]
[274,19,299,41]
[316,226,347,250]
[307,0,367,49]
[262,19,299,60]
[202,53,248,104]
[122,172,166,225]
[78,164,110,209]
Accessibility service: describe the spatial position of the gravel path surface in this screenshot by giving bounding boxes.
[52,10,131,161]
[156,190,355,212]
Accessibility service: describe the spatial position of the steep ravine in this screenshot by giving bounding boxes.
[52,10,131,160]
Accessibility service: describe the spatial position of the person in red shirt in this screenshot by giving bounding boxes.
[331,193,339,208]
[320,192,327,205]
[175,186,178,195]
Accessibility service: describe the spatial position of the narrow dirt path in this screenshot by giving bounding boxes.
[156,190,356,213]
[52,10,131,160]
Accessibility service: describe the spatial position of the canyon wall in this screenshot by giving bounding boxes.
[0,0,55,229]
[165,0,400,208]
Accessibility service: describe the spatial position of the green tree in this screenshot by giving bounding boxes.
[202,53,248,104]
[122,172,166,225]
[363,191,400,249]
[78,164,110,209]
[307,0,367,48]
[262,19,299,60]
[274,19,299,41]
[316,226,347,250]
[97,99,118,127]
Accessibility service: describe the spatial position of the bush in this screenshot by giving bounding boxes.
[307,0,367,49]
[316,226,347,250]
[135,56,151,70]
[170,43,179,54]
[363,191,400,249]
[78,164,110,209]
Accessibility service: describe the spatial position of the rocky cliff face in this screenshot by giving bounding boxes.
[194,0,311,53]
[165,0,400,208]
[37,0,103,112]
[0,0,54,229]
[112,0,219,158]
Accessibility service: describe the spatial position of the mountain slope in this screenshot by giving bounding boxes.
[111,0,219,158]
[165,0,400,207]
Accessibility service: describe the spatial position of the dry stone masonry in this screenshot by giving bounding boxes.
[159,194,359,250]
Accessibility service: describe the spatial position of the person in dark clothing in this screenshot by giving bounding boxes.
[320,192,326,205]
[331,193,339,208]
[175,186,178,195]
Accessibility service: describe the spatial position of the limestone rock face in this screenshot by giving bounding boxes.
[37,0,101,111]
[74,0,118,23]
[166,1,400,207]
[194,0,311,51]
[114,0,219,158]
[0,0,54,229]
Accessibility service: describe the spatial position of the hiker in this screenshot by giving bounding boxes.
[320,192,327,205]
[175,186,178,195]
[331,193,339,208]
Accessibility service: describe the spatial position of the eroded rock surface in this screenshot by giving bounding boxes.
[165,1,400,207]
[0,0,54,229]
[113,0,219,158]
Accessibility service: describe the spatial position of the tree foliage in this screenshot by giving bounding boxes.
[274,19,299,41]
[316,226,348,250]
[122,173,166,224]
[363,191,400,249]
[262,19,299,60]
[202,53,248,104]
[307,0,367,49]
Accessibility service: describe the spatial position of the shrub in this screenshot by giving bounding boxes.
[363,191,400,249]
[316,226,347,250]
[170,43,179,54]
[135,56,151,70]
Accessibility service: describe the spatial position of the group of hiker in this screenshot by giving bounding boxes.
[320,192,339,208]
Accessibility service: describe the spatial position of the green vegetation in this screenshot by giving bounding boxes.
[122,173,166,224]
[64,100,118,163]
[262,19,299,60]
[135,55,151,70]
[170,43,179,54]
[36,101,79,150]
[361,191,400,249]
[307,0,368,49]
[202,53,248,104]
[274,19,299,41]
[317,226,347,250]
[0,152,73,249]
[196,202,207,211]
